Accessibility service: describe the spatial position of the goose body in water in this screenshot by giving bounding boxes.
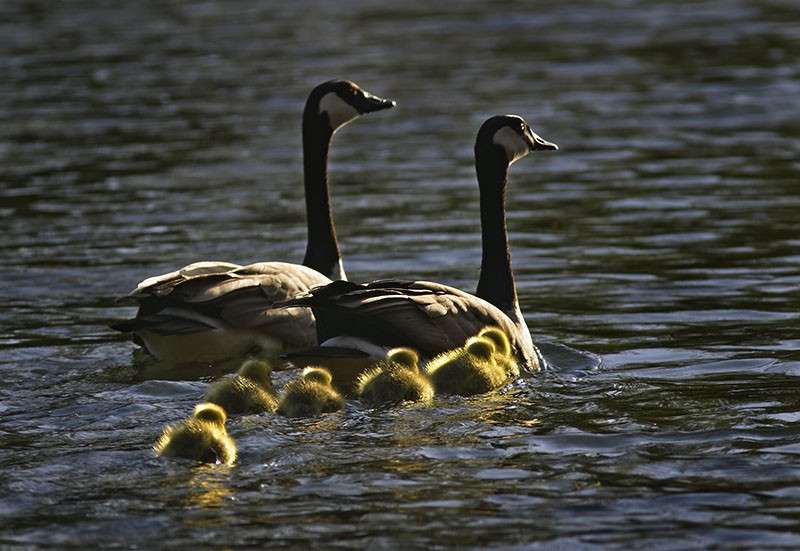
[154,402,237,465]
[283,115,557,376]
[112,80,395,364]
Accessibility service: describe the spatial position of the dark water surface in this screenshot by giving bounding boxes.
[2,1,800,549]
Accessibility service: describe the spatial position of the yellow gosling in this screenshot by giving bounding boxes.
[204,359,278,414]
[154,402,237,465]
[477,326,520,378]
[356,347,434,406]
[426,336,510,396]
[277,367,345,417]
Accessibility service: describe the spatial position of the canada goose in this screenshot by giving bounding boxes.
[282,115,556,373]
[111,80,395,364]
[276,366,345,417]
[204,359,278,414]
[154,402,237,465]
[477,326,520,377]
[356,347,434,406]
[426,336,509,396]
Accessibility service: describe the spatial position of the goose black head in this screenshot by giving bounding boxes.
[309,80,396,134]
[477,115,558,166]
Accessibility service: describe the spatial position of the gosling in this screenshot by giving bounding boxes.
[204,358,278,414]
[357,347,434,406]
[426,336,510,396]
[277,367,345,417]
[154,402,237,465]
[477,326,520,378]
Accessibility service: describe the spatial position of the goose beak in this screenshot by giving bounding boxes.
[529,132,558,152]
[358,92,397,114]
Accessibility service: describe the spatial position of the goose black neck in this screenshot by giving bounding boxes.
[474,143,517,315]
[300,109,341,279]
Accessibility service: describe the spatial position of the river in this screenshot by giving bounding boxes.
[2,1,800,549]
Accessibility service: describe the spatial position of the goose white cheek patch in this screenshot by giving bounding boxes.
[319,92,360,131]
[493,126,531,165]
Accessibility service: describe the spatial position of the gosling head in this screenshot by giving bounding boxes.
[476,114,558,167]
[477,327,512,357]
[309,79,396,133]
[192,402,227,426]
[464,336,496,362]
[237,358,273,388]
[302,366,334,386]
[386,347,420,371]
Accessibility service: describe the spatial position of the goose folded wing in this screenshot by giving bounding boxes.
[116,261,244,304]
[282,279,524,360]
[113,262,330,342]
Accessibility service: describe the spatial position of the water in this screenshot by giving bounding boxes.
[2,0,800,549]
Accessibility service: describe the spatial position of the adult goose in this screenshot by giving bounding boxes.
[112,80,395,364]
[283,115,557,374]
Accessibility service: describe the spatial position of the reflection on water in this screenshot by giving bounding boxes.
[181,468,235,515]
[2,0,800,549]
